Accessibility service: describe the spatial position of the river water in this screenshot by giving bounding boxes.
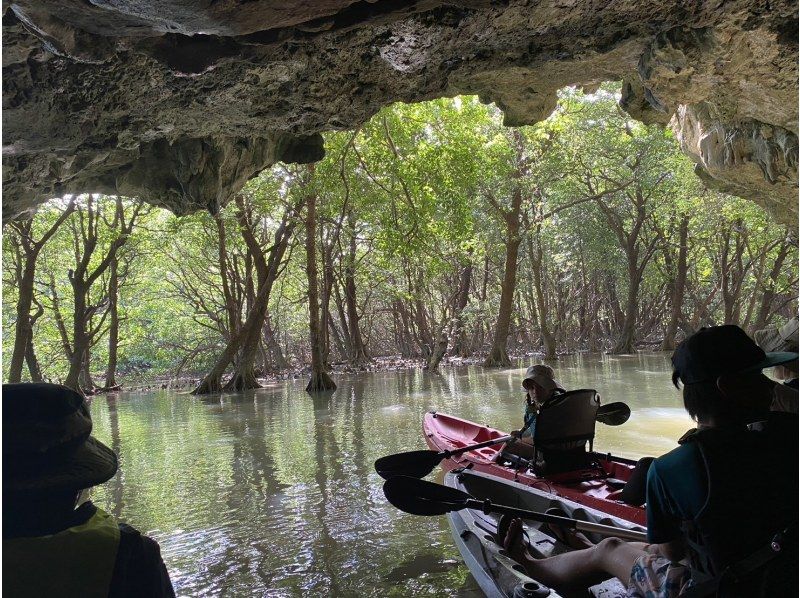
[88,353,693,597]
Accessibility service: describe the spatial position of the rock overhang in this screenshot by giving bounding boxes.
[2,0,797,224]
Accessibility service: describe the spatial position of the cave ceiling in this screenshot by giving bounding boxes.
[2,0,798,223]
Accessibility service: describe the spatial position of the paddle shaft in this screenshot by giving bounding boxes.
[441,412,537,459]
[462,498,647,541]
[443,434,513,458]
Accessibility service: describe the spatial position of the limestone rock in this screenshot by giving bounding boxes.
[674,104,798,221]
[2,0,797,222]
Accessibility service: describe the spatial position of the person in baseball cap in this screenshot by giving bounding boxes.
[671,324,798,423]
[671,323,797,385]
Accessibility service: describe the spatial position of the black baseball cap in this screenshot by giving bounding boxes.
[672,325,799,385]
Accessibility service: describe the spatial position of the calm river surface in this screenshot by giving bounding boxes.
[88,353,693,597]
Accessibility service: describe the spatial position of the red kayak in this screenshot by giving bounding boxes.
[423,411,647,526]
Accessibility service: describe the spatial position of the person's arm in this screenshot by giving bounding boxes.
[644,460,683,548]
[111,524,176,598]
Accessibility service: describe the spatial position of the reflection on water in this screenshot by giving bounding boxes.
[89,353,692,596]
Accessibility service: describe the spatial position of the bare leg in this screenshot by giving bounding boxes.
[543,508,593,549]
[503,519,648,591]
[547,524,594,550]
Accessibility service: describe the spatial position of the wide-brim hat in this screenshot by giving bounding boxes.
[523,364,564,394]
[672,325,799,385]
[3,383,118,495]
[754,317,799,354]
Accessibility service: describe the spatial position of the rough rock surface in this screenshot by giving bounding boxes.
[3,1,797,222]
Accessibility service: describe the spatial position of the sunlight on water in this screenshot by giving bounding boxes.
[88,353,691,596]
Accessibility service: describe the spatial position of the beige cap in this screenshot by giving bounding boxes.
[523,364,564,393]
[754,317,799,353]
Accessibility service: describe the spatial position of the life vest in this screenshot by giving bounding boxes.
[4,507,121,598]
[679,422,797,593]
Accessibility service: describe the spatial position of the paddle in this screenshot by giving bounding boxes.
[374,401,631,480]
[374,434,519,479]
[595,402,631,426]
[383,475,647,541]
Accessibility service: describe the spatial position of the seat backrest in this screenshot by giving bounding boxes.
[532,389,600,476]
[533,389,599,446]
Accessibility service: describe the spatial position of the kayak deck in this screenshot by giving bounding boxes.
[424,411,646,526]
[445,469,642,598]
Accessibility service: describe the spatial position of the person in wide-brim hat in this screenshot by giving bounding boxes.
[503,364,566,460]
[522,364,565,398]
[753,317,799,413]
[3,383,175,598]
[753,317,799,354]
[4,383,118,496]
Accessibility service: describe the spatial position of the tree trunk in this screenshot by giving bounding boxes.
[192,327,244,394]
[79,345,96,394]
[222,337,261,391]
[264,316,291,370]
[193,197,297,394]
[223,208,296,391]
[305,189,336,393]
[450,262,473,358]
[661,215,689,351]
[485,232,521,367]
[752,239,791,331]
[394,299,415,358]
[104,255,120,389]
[8,262,36,383]
[8,204,76,383]
[63,197,138,394]
[611,253,640,354]
[65,284,89,392]
[344,213,369,366]
[426,326,449,372]
[320,231,335,367]
[25,335,44,382]
[529,232,556,359]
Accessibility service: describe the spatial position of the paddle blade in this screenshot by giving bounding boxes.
[383,475,472,516]
[374,450,443,480]
[596,402,631,426]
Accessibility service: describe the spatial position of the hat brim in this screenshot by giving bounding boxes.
[523,374,563,393]
[744,351,799,373]
[5,437,118,495]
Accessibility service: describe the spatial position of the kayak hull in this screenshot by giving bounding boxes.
[445,469,643,598]
[424,411,646,526]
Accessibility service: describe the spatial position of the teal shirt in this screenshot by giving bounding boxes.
[645,442,707,543]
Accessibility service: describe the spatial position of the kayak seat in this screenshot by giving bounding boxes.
[532,389,599,477]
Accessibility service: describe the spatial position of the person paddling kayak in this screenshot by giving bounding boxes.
[504,364,565,460]
[498,325,798,597]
